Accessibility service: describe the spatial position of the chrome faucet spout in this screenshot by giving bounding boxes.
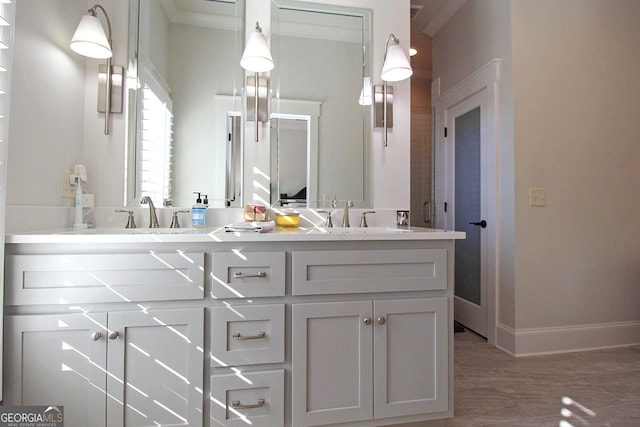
[342,200,354,227]
[141,196,160,228]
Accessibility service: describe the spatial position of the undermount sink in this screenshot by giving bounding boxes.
[307,227,413,234]
[64,227,194,235]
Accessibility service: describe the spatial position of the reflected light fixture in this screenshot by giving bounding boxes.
[375,33,413,147]
[70,4,123,135]
[241,22,274,143]
[359,76,372,106]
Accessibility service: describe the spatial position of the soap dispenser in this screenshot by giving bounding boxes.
[191,192,207,229]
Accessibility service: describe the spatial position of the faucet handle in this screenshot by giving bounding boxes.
[170,210,190,228]
[115,209,137,229]
[317,210,334,228]
[360,211,376,228]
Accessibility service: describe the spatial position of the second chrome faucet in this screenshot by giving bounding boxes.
[342,200,354,227]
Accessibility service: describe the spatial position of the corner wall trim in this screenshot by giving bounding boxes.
[496,321,640,357]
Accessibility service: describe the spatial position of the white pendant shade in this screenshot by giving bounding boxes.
[240,27,274,72]
[70,14,112,59]
[381,43,412,82]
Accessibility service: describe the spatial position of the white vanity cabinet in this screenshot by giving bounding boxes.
[4,229,462,427]
[3,250,206,427]
[291,298,448,427]
[210,251,287,426]
[290,248,450,427]
[4,308,204,427]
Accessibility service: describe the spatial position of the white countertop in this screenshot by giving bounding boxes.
[5,226,465,244]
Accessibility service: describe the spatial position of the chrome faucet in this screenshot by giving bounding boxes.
[342,200,354,227]
[140,196,160,228]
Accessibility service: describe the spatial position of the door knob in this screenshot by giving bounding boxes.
[377,316,386,325]
[108,331,120,340]
[90,332,102,341]
[469,220,487,228]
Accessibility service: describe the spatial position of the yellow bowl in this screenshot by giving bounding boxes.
[275,213,300,227]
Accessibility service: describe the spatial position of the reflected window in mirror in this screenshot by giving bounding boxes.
[127,0,245,208]
[138,60,173,207]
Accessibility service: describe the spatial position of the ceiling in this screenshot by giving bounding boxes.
[409,0,466,78]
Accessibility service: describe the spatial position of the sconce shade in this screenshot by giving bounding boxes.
[381,42,412,82]
[70,14,112,59]
[241,22,274,72]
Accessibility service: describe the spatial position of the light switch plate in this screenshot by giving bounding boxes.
[529,187,546,207]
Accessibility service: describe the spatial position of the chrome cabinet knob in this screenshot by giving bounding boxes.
[363,317,372,325]
[108,331,120,340]
[90,332,102,341]
[377,316,386,325]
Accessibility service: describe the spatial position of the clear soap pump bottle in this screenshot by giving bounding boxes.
[191,192,207,229]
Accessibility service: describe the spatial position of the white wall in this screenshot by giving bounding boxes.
[7,0,129,214]
[8,0,88,207]
[510,0,640,350]
[433,0,640,354]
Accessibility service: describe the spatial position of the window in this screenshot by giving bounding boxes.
[138,62,173,207]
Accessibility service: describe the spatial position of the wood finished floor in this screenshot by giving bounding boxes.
[445,330,640,426]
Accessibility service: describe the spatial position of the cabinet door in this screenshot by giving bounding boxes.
[373,298,449,418]
[106,308,204,427]
[4,313,108,426]
[292,301,373,426]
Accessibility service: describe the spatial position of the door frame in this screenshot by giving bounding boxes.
[433,59,500,344]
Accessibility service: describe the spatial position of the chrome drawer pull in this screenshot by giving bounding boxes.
[233,271,266,279]
[233,331,266,340]
[231,398,265,409]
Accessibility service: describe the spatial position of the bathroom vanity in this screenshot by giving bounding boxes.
[3,227,463,426]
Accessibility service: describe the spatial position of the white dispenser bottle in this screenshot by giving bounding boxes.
[191,192,207,229]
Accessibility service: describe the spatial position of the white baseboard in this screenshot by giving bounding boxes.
[495,321,640,357]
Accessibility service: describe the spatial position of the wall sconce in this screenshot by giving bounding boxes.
[70,4,123,136]
[241,22,274,143]
[374,33,413,147]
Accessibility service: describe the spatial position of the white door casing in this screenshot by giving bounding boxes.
[434,59,500,343]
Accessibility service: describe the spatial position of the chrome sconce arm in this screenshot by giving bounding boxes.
[375,33,412,147]
[70,4,123,135]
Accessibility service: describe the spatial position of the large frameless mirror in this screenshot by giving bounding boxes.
[127,0,245,208]
[127,0,371,209]
[270,0,372,208]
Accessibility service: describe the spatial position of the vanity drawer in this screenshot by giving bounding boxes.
[5,252,205,305]
[211,304,285,367]
[292,249,447,295]
[211,369,284,427]
[211,252,285,298]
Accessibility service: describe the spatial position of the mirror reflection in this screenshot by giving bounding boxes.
[128,0,372,209]
[271,1,371,208]
[128,0,244,208]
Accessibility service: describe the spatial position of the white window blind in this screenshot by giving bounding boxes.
[0,0,14,402]
[139,62,173,207]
